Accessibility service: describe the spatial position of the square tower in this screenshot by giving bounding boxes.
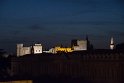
[33,44,42,54]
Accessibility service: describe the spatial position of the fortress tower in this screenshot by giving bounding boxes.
[17,44,24,57]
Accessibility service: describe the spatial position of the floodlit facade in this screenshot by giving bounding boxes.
[33,44,42,54]
[110,37,115,50]
[17,43,42,56]
[17,44,31,57]
[72,40,87,51]
[44,47,73,54]
[17,37,92,55]
[23,47,31,55]
[55,47,73,53]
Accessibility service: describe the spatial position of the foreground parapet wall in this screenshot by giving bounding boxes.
[0,80,32,83]
[10,52,124,83]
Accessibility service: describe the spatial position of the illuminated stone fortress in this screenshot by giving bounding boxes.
[16,37,114,56]
[16,39,89,56]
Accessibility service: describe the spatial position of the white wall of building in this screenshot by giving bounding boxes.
[49,48,55,54]
[78,40,87,50]
[17,43,43,56]
[33,44,42,54]
[17,44,31,57]
[17,44,24,57]
[73,40,87,51]
[23,47,31,55]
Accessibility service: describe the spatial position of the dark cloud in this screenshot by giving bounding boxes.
[64,9,97,17]
[50,20,124,26]
[27,24,46,31]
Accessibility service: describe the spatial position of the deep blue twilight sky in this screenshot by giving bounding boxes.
[0,0,124,53]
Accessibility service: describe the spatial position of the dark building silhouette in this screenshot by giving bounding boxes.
[0,49,10,80]
[116,43,124,51]
[86,35,93,50]
[71,39,78,47]
[7,50,124,83]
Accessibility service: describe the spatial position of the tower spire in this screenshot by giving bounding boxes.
[110,37,114,50]
[86,35,90,50]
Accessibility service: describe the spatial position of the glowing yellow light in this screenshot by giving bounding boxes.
[55,47,73,53]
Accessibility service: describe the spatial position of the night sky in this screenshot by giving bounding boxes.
[0,0,124,53]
